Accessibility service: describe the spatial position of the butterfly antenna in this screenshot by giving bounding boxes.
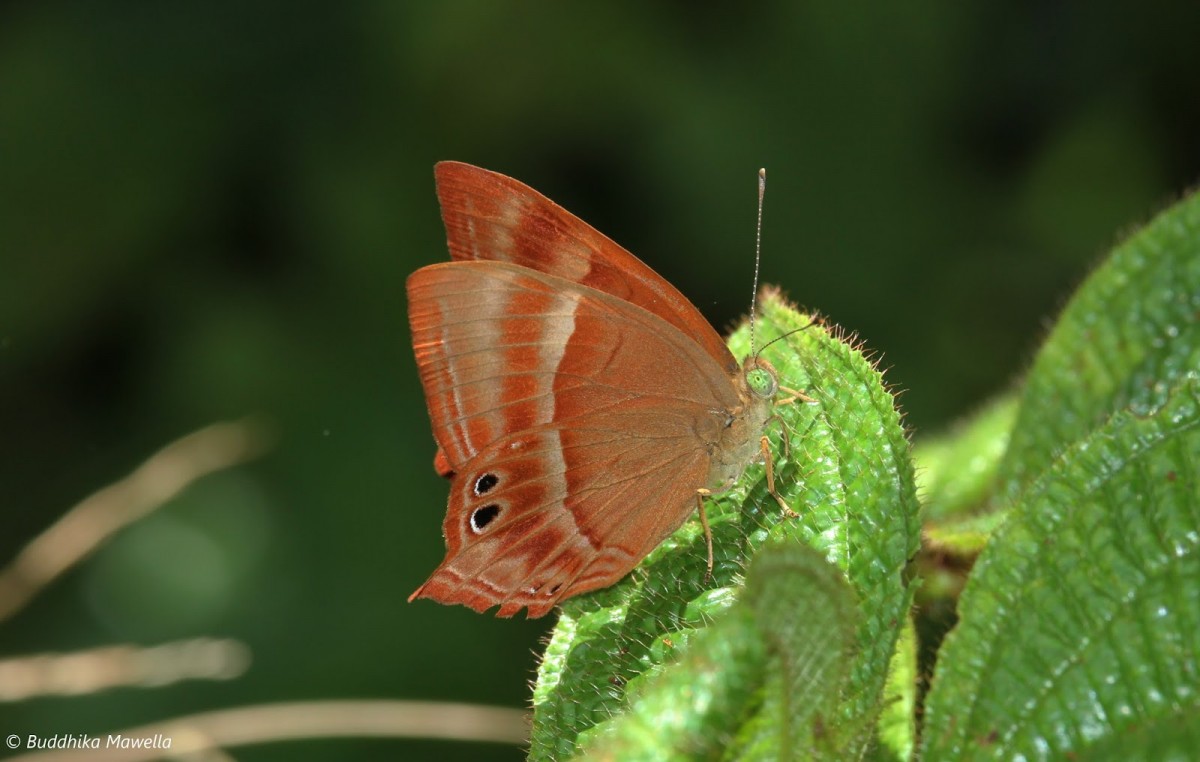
[749,167,766,356]
[757,318,821,356]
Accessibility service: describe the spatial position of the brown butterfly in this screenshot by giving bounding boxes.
[407,162,791,617]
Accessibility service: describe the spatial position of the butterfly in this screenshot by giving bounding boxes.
[407,162,792,617]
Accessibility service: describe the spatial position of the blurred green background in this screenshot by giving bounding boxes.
[1,2,1197,760]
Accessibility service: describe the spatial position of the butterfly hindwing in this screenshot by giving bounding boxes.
[407,261,738,473]
[406,260,739,615]
[412,424,711,617]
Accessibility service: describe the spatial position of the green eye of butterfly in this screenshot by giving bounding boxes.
[746,365,778,399]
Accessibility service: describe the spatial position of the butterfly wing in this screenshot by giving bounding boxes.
[434,162,737,374]
[407,260,740,616]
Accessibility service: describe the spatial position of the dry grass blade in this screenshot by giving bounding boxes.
[0,638,251,701]
[0,418,270,624]
[6,700,529,760]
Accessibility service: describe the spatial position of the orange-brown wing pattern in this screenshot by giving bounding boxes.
[434,162,737,374]
[406,261,738,616]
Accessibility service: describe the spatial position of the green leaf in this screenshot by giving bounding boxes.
[1074,708,1200,761]
[870,615,918,762]
[528,291,921,759]
[576,541,859,761]
[920,510,1008,559]
[998,192,1200,497]
[915,395,1019,557]
[915,395,1018,524]
[920,377,1200,760]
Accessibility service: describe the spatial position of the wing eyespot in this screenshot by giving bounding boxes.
[473,473,499,496]
[469,503,501,534]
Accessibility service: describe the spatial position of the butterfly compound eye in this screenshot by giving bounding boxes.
[746,363,778,399]
[470,504,501,534]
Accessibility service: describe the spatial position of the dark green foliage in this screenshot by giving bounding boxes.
[920,191,1200,760]
[531,192,1200,760]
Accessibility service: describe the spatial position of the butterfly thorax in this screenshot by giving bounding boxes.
[704,356,778,494]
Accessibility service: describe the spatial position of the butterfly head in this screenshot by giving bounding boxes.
[742,355,779,401]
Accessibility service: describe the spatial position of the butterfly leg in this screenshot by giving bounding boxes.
[765,412,794,461]
[760,435,800,518]
[761,384,819,516]
[777,385,817,407]
[764,385,817,461]
[694,489,715,581]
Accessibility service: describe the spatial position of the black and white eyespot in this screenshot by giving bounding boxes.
[473,472,499,496]
[469,503,501,534]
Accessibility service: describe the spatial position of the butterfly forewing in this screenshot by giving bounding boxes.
[434,162,737,374]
